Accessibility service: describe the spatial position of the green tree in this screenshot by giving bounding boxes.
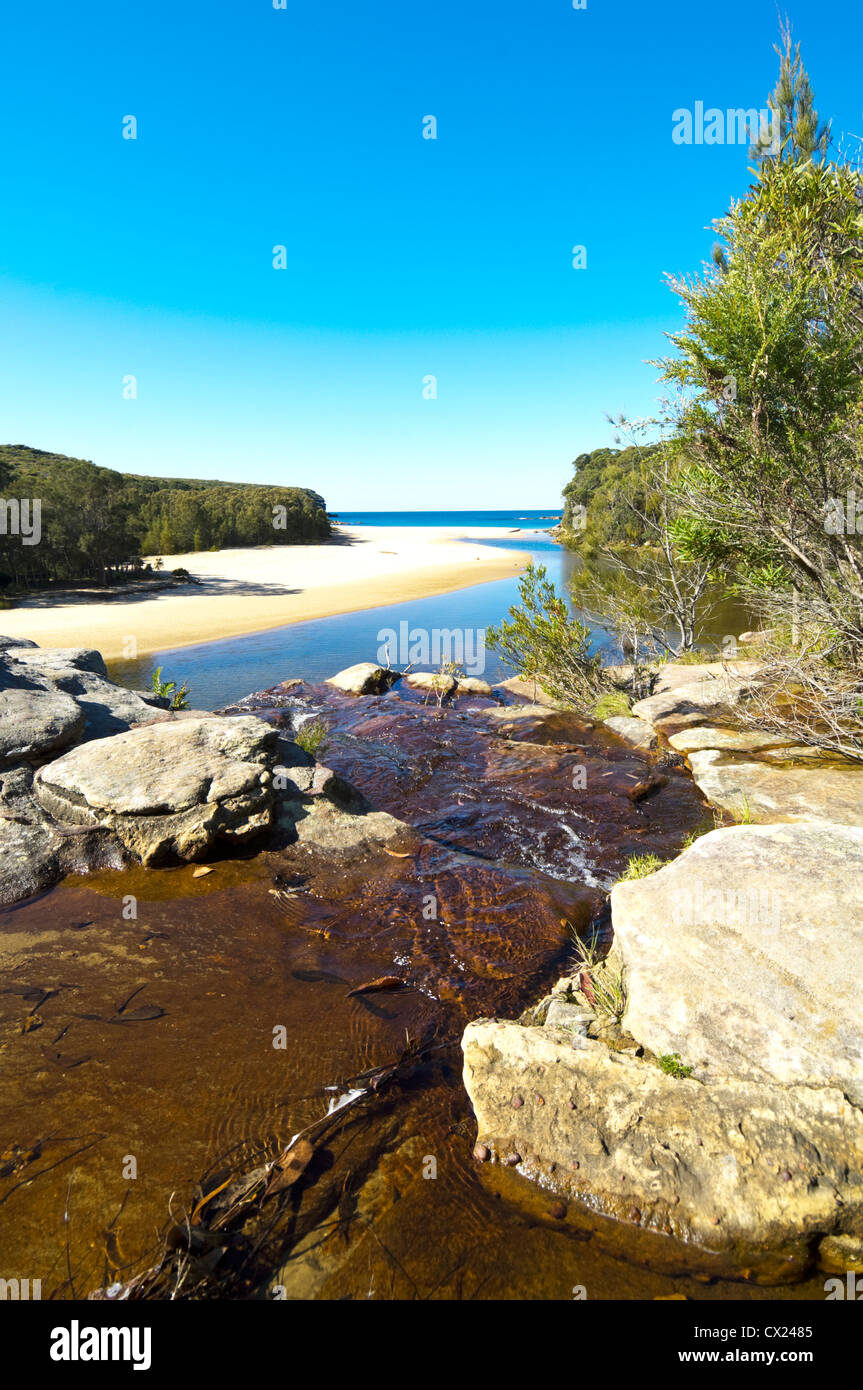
[487,563,606,712]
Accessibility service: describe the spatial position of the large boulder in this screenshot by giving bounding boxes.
[462,1019,863,1280]
[35,716,277,865]
[611,822,863,1103]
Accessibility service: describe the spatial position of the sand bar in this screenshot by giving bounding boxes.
[0,526,531,661]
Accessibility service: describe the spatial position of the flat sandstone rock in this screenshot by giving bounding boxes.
[686,749,863,827]
[462,1018,863,1278]
[611,821,863,1103]
[35,716,277,865]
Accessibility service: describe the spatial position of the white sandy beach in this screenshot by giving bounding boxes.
[0,525,531,661]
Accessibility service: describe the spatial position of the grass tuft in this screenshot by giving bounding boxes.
[616,852,664,882]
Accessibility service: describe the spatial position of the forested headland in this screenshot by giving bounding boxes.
[0,445,330,594]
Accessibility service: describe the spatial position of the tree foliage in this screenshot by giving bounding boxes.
[487,563,606,712]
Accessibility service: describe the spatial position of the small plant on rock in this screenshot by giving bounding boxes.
[150,666,190,710]
[568,932,628,1022]
[616,852,664,881]
[294,718,328,756]
[658,1052,693,1079]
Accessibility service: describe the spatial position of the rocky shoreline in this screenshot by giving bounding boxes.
[0,643,414,911]
[3,638,861,1291]
[462,657,863,1283]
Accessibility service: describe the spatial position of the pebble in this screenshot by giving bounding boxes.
[628,1206,642,1223]
[505,1152,522,1167]
[511,1094,524,1109]
[473,1143,489,1163]
[780,1169,792,1182]
[549,1201,567,1220]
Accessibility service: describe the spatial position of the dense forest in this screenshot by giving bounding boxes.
[560,443,661,555]
[0,445,330,592]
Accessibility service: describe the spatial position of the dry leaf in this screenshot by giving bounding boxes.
[265,1138,314,1196]
[192,866,215,878]
[381,847,413,858]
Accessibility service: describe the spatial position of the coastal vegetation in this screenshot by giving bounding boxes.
[0,445,330,596]
[149,666,191,710]
[514,31,863,759]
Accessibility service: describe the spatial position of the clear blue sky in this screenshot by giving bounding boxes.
[1,0,859,508]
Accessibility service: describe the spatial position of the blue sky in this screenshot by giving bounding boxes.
[1,0,860,508]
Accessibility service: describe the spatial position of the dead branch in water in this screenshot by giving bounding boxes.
[88,1031,449,1301]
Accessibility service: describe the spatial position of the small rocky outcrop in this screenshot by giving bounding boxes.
[0,643,422,902]
[685,749,863,828]
[34,717,278,866]
[0,640,159,746]
[404,671,457,696]
[326,662,401,696]
[603,714,657,750]
[631,669,759,735]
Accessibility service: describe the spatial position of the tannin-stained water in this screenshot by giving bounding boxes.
[0,682,826,1299]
